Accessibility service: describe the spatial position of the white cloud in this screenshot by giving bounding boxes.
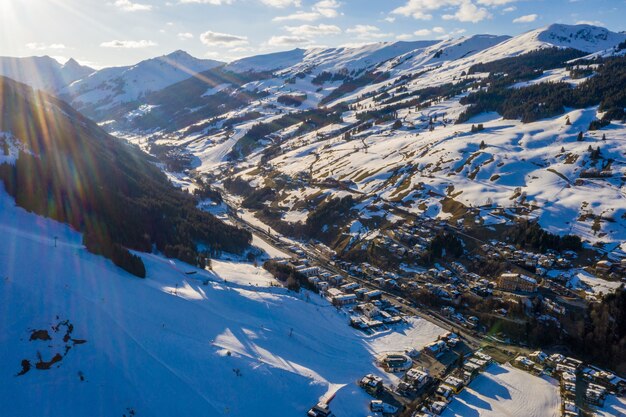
[413,28,433,36]
[200,30,248,46]
[443,2,491,23]
[177,32,194,40]
[513,13,538,23]
[273,11,320,21]
[100,40,157,48]
[178,0,234,4]
[273,0,340,21]
[112,0,152,11]
[502,6,516,13]
[476,0,517,5]
[285,23,341,37]
[26,42,67,51]
[393,0,494,22]
[432,26,445,33]
[261,0,301,7]
[346,24,393,39]
[267,35,311,46]
[392,0,458,20]
[314,0,340,18]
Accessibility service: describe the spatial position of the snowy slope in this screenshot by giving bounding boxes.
[0,187,445,417]
[0,56,94,92]
[228,41,439,76]
[63,50,222,114]
[441,364,561,417]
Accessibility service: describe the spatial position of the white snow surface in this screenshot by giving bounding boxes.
[0,187,445,417]
[441,363,561,417]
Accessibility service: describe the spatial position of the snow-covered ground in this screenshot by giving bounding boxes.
[0,187,445,417]
[596,394,626,417]
[441,364,561,417]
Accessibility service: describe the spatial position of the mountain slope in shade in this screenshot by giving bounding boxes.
[62,50,223,118]
[0,55,94,92]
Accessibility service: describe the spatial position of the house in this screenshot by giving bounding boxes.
[359,374,383,395]
[585,383,607,406]
[430,401,447,415]
[370,400,397,414]
[514,356,534,371]
[307,402,334,417]
[340,282,359,293]
[435,385,453,402]
[529,350,548,364]
[424,340,447,357]
[364,290,383,301]
[497,273,538,292]
[474,352,492,363]
[297,266,320,277]
[442,376,464,394]
[333,294,357,306]
[405,369,430,389]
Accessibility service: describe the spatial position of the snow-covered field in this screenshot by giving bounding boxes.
[441,364,561,417]
[0,188,445,417]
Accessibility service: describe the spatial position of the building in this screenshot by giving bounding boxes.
[442,376,464,394]
[497,273,538,292]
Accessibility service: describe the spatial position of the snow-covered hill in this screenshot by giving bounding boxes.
[62,50,223,117]
[0,56,94,92]
[0,187,444,416]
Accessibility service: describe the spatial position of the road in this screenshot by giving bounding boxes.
[221,193,487,349]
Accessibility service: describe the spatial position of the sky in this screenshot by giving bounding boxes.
[0,0,624,68]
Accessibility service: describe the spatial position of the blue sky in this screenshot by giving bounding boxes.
[0,0,624,68]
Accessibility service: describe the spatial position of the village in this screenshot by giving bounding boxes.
[259,246,626,417]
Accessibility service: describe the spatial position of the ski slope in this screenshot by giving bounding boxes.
[0,187,445,417]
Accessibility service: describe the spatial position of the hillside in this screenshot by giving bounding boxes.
[0,76,250,274]
[0,188,444,416]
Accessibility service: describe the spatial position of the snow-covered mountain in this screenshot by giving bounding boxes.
[61,50,223,118]
[0,55,94,92]
[227,41,440,75]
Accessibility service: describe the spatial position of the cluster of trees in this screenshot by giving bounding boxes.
[458,54,626,124]
[577,288,626,371]
[263,260,316,292]
[311,70,351,86]
[503,220,582,253]
[424,231,464,262]
[83,232,146,278]
[277,94,307,107]
[305,196,355,241]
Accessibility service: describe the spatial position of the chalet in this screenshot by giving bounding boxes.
[359,374,383,395]
[333,294,357,306]
[340,282,359,293]
[430,401,447,415]
[442,376,464,394]
[364,290,382,301]
[497,273,538,293]
[585,383,607,406]
[329,275,344,286]
[563,400,579,417]
[514,356,534,371]
[354,288,368,300]
[468,357,488,370]
[307,402,334,417]
[529,350,548,364]
[474,352,492,363]
[405,369,430,389]
[424,340,447,358]
[298,266,320,277]
[463,362,481,382]
[435,385,453,402]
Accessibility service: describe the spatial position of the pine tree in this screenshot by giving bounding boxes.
[602,134,606,141]
[577,131,584,141]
